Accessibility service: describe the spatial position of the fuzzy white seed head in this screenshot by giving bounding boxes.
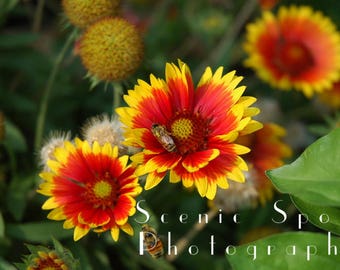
[39,131,71,171]
[213,169,259,214]
[81,114,134,155]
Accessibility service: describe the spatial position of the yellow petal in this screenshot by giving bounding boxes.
[37,183,53,196]
[144,171,166,190]
[63,219,74,229]
[195,177,208,197]
[47,160,61,173]
[39,172,54,182]
[47,208,66,220]
[232,86,246,103]
[182,177,193,188]
[228,167,245,183]
[120,223,134,236]
[42,197,59,210]
[206,183,217,200]
[64,140,76,152]
[216,176,229,189]
[233,144,250,155]
[74,226,90,241]
[81,140,91,155]
[197,67,213,87]
[240,120,263,136]
[54,147,69,164]
[92,141,100,155]
[236,156,248,171]
[169,170,181,183]
[118,155,129,169]
[101,143,112,156]
[111,225,120,241]
[112,145,119,158]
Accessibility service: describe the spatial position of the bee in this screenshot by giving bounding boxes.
[142,224,164,259]
[151,123,176,152]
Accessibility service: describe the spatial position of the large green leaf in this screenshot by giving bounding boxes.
[291,196,340,236]
[266,128,340,207]
[227,232,340,270]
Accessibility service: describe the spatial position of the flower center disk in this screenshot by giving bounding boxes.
[94,181,112,198]
[169,112,209,155]
[85,174,117,209]
[274,40,315,76]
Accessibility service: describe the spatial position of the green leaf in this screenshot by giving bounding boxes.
[291,196,340,236]
[266,128,340,207]
[6,221,72,242]
[6,175,35,221]
[227,232,340,270]
[0,257,16,270]
[3,119,27,153]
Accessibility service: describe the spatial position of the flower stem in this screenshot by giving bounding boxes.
[166,208,219,262]
[34,30,77,151]
[112,82,123,112]
[32,0,46,32]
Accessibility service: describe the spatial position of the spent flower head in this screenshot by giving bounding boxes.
[81,114,129,155]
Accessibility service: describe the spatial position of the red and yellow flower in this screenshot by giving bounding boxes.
[17,239,79,270]
[116,60,262,200]
[244,6,340,97]
[237,123,292,204]
[37,138,142,241]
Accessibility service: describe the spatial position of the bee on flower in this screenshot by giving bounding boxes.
[116,60,263,200]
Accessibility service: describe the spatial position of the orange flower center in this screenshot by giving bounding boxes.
[274,40,314,76]
[29,252,68,270]
[85,173,117,209]
[168,111,209,155]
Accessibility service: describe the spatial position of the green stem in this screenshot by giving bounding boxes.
[32,0,45,32]
[112,82,123,113]
[34,30,77,151]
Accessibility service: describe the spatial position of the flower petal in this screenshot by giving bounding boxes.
[145,171,167,190]
[182,149,220,173]
[74,226,90,241]
[195,177,208,197]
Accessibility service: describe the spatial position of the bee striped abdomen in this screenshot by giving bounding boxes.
[142,224,164,259]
